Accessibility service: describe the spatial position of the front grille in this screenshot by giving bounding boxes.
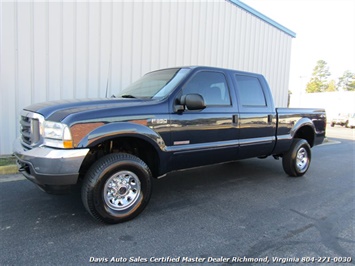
[20,112,43,147]
[20,115,32,145]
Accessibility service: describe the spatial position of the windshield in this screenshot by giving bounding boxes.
[118,68,190,99]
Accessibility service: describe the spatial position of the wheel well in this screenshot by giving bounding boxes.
[79,137,160,178]
[294,126,315,147]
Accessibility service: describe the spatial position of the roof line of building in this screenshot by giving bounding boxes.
[228,0,296,38]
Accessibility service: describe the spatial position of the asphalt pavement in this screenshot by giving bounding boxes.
[0,126,354,265]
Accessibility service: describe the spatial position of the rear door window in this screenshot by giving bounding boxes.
[235,75,266,107]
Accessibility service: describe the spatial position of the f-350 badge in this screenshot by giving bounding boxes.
[151,118,167,124]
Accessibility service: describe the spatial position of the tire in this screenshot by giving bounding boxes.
[282,138,311,177]
[330,123,335,127]
[81,153,152,224]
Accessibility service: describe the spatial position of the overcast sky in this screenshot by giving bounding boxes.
[241,0,355,93]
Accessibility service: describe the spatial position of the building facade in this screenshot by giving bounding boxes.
[0,0,295,155]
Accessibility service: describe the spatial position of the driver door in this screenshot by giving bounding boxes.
[169,70,239,170]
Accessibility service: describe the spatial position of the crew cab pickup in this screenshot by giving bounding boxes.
[14,66,326,223]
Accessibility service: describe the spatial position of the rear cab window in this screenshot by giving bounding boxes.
[234,74,272,112]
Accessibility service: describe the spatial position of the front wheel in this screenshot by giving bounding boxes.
[81,153,152,224]
[282,138,311,177]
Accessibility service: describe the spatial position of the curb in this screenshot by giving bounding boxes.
[0,165,18,175]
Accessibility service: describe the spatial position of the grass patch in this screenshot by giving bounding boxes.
[0,156,17,167]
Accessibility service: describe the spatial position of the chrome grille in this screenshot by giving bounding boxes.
[20,112,43,147]
[20,115,32,145]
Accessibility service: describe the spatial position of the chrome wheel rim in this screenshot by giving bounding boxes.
[296,147,309,173]
[104,171,141,211]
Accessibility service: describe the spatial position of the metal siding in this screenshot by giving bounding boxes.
[1,2,17,156]
[0,1,293,155]
[48,2,61,100]
[99,2,113,98]
[32,3,47,102]
[63,2,75,99]
[74,3,88,98]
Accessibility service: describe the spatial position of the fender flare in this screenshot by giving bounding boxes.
[76,122,166,152]
[290,117,315,145]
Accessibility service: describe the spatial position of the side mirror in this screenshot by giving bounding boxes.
[180,94,206,111]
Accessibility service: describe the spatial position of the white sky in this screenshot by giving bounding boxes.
[241,0,355,93]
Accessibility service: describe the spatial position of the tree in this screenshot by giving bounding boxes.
[337,70,355,91]
[306,60,331,93]
[326,80,337,92]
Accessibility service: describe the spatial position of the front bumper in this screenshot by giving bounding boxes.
[13,138,89,187]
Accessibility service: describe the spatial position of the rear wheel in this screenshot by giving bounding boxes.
[282,138,311,177]
[81,153,152,224]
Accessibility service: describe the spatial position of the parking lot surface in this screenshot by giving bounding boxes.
[0,126,354,265]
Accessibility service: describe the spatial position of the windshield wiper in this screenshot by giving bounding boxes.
[121,94,136,98]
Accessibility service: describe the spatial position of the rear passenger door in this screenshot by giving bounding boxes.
[233,74,276,158]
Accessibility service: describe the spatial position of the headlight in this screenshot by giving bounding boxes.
[43,121,73,148]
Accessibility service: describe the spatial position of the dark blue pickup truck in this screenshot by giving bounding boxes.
[14,66,326,223]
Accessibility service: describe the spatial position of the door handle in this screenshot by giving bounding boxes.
[268,115,273,124]
[233,114,239,125]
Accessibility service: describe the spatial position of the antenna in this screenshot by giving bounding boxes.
[105,77,109,98]
[105,54,112,98]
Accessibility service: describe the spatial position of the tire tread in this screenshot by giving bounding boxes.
[81,153,152,224]
[282,138,311,177]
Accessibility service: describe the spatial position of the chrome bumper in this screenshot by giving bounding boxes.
[13,138,89,186]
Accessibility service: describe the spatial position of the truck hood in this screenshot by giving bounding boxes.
[24,98,154,121]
